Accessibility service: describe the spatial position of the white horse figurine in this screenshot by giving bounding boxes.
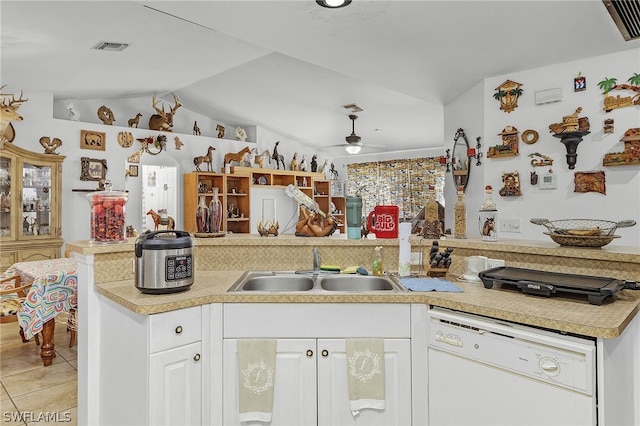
[318,159,329,174]
[254,149,271,168]
[242,148,257,167]
[299,155,307,172]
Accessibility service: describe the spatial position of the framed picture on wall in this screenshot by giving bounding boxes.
[128,165,139,177]
[80,157,108,181]
[80,130,106,151]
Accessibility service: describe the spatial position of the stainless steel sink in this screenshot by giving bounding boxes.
[228,271,405,293]
[228,271,314,292]
[318,275,403,292]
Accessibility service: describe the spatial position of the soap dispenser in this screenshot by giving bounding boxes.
[373,246,383,276]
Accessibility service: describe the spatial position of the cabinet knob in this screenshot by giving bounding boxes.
[175,326,183,334]
[306,349,313,358]
[194,353,201,362]
[321,349,329,357]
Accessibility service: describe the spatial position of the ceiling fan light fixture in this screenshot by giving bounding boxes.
[345,145,362,155]
[316,0,352,9]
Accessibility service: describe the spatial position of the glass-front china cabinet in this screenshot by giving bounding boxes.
[0,141,65,270]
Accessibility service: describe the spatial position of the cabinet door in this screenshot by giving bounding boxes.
[317,339,412,426]
[0,154,15,241]
[223,339,317,426]
[149,341,202,426]
[21,160,53,239]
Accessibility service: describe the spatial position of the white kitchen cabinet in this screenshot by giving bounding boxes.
[222,338,411,426]
[98,298,203,425]
[318,338,411,426]
[223,339,317,426]
[149,342,202,425]
[221,303,414,426]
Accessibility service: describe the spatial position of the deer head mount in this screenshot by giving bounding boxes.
[0,85,28,142]
[149,92,181,132]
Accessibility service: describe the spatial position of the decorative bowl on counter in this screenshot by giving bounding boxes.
[543,232,621,248]
[531,218,636,236]
[531,218,636,248]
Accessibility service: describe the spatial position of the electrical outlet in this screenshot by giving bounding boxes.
[410,252,422,265]
[487,258,505,269]
[500,218,521,233]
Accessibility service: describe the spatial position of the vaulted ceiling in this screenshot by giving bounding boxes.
[2,1,638,156]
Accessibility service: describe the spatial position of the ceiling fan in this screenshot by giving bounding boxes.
[344,114,362,154]
[330,114,387,155]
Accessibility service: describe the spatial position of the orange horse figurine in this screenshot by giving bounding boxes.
[146,209,175,230]
[224,146,251,166]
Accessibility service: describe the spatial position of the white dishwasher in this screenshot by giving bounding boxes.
[427,307,596,426]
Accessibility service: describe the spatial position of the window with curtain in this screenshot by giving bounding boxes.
[346,158,445,221]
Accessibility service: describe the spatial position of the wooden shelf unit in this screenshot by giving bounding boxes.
[230,166,323,200]
[186,168,332,235]
[225,174,251,234]
[311,179,346,232]
[184,172,251,234]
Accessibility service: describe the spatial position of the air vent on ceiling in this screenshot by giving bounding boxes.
[342,103,364,113]
[91,41,129,52]
[603,0,640,41]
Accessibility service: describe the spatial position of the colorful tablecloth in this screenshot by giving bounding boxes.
[8,258,77,340]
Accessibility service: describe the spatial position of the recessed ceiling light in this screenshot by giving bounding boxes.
[316,0,352,9]
[91,41,129,52]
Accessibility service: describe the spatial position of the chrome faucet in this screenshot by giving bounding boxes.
[312,248,321,272]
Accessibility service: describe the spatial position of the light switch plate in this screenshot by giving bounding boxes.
[500,218,521,233]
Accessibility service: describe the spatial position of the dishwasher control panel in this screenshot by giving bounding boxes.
[428,308,595,395]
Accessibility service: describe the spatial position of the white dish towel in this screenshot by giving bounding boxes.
[346,338,386,416]
[237,339,277,422]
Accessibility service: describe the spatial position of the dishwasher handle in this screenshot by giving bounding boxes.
[518,280,555,297]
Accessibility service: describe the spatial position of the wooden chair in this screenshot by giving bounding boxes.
[0,273,40,345]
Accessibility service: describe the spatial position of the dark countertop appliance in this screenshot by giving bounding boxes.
[135,230,194,294]
[479,266,628,305]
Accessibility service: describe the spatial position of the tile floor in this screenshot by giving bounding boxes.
[0,316,77,426]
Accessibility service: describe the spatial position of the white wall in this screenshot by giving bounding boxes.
[10,48,639,248]
[445,49,640,247]
[10,93,334,246]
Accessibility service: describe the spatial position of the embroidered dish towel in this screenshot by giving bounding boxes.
[237,339,277,422]
[399,277,463,292]
[346,338,386,416]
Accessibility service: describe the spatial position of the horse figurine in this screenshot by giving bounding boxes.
[272,141,286,170]
[224,146,251,166]
[299,155,307,172]
[127,113,142,128]
[254,149,271,168]
[290,152,299,171]
[329,162,338,179]
[146,209,175,231]
[318,159,328,174]
[310,155,318,172]
[242,148,257,167]
[194,146,216,171]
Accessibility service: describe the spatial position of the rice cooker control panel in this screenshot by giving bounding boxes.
[165,254,193,281]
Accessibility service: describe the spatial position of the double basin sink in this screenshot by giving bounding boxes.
[228,271,406,293]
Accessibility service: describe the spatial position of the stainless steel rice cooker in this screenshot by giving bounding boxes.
[135,230,194,294]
